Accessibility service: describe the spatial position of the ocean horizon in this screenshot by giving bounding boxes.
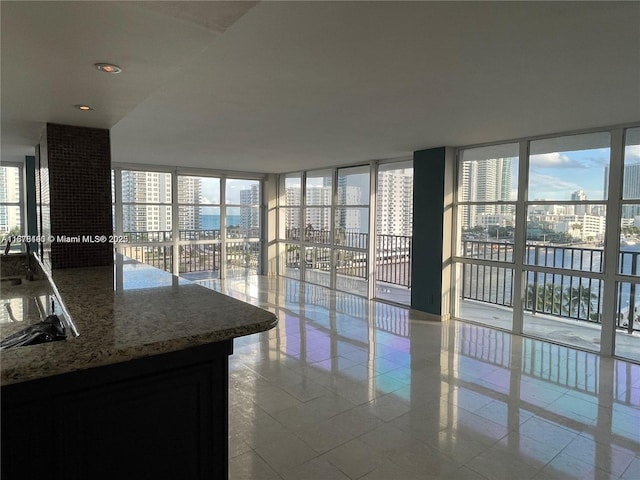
[201,214,241,230]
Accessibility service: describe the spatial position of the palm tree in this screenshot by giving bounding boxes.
[562,284,597,320]
[525,283,562,314]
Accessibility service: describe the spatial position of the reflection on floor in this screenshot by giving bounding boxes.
[198,276,640,480]
[279,268,412,306]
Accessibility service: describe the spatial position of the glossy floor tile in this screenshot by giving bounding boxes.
[200,276,640,480]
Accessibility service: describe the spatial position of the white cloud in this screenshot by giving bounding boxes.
[529,152,582,169]
[528,172,581,200]
[625,145,640,162]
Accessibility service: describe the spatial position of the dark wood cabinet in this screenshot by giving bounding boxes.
[2,340,232,480]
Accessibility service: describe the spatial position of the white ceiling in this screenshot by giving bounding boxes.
[2,1,639,174]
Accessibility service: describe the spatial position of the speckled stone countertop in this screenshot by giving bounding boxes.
[1,254,277,386]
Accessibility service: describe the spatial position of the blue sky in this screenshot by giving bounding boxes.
[196,144,640,204]
[526,145,640,201]
[200,178,259,204]
[528,148,610,201]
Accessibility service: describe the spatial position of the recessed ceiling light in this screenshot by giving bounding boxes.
[74,104,94,111]
[94,63,122,74]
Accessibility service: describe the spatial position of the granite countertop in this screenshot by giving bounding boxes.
[0,254,277,386]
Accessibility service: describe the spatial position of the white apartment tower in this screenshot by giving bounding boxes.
[177,176,203,230]
[0,166,21,235]
[239,184,260,236]
[284,185,301,234]
[304,186,332,231]
[459,158,514,229]
[122,171,173,232]
[376,168,413,236]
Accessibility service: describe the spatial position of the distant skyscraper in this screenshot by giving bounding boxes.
[460,158,514,228]
[571,190,587,201]
[178,176,202,230]
[605,163,640,218]
[239,184,260,236]
[304,186,332,230]
[121,171,173,232]
[376,168,413,236]
[336,175,362,232]
[571,189,588,215]
[284,185,301,234]
[0,166,21,234]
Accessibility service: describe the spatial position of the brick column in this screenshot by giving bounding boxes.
[40,123,113,268]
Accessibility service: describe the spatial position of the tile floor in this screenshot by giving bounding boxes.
[201,276,640,480]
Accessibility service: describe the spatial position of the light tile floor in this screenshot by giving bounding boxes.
[199,276,640,480]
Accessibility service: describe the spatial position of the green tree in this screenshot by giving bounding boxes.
[562,285,597,320]
[526,283,562,313]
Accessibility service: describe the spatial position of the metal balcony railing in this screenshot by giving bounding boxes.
[285,227,367,247]
[461,240,640,333]
[282,232,413,288]
[120,230,260,276]
[375,234,412,287]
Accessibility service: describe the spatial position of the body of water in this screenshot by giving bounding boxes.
[201,214,241,230]
[464,241,640,325]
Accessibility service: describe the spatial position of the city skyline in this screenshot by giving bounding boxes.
[0,165,21,235]
[120,171,261,234]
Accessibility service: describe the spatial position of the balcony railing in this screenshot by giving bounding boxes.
[281,232,413,288]
[120,230,260,277]
[179,229,220,241]
[179,244,220,273]
[285,227,367,248]
[376,234,412,287]
[461,240,640,333]
[121,245,173,272]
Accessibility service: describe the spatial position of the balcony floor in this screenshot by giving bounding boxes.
[458,299,640,363]
[196,275,639,480]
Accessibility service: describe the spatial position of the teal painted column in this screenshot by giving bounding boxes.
[410,147,452,316]
[24,155,38,252]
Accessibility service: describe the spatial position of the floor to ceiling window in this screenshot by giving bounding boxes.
[304,170,333,288]
[113,167,264,281]
[0,164,23,252]
[225,179,262,277]
[375,161,413,305]
[522,132,609,352]
[335,165,369,296]
[278,161,412,304]
[453,125,640,362]
[280,173,302,280]
[119,169,173,271]
[177,175,221,278]
[616,126,640,362]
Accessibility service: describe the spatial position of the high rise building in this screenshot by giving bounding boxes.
[605,163,640,218]
[571,189,587,201]
[459,158,514,229]
[571,189,588,215]
[177,176,203,231]
[304,186,332,231]
[283,184,301,235]
[376,168,413,236]
[0,166,21,235]
[121,171,173,232]
[239,184,260,236]
[336,175,363,233]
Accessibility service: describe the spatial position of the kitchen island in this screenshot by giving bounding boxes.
[1,254,277,480]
